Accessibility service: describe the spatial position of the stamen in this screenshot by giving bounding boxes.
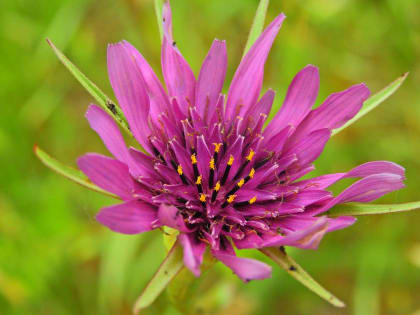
[249,168,255,178]
[221,155,234,185]
[209,158,215,170]
[233,150,254,180]
[199,193,206,202]
[195,176,202,185]
[177,165,183,175]
[249,196,257,204]
[191,154,197,164]
[228,155,234,166]
[227,194,236,203]
[221,194,236,208]
[246,149,255,161]
[211,181,221,202]
[173,161,188,185]
[213,143,222,153]
[209,158,216,187]
[237,178,245,188]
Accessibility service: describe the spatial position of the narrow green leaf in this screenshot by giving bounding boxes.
[133,241,184,314]
[243,0,269,57]
[34,145,118,199]
[333,72,409,136]
[260,247,345,308]
[46,39,131,135]
[326,201,420,217]
[154,0,165,41]
[167,249,216,313]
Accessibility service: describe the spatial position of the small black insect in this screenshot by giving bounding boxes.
[106,101,118,115]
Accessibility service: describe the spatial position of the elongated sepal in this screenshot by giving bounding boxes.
[34,145,118,199]
[243,0,270,56]
[133,241,184,314]
[326,201,420,217]
[154,0,165,41]
[260,247,345,308]
[333,72,409,136]
[46,38,131,135]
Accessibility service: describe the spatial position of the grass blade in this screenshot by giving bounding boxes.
[326,201,420,217]
[243,0,269,57]
[34,145,118,199]
[46,39,131,135]
[133,241,184,314]
[333,72,409,136]
[260,247,345,308]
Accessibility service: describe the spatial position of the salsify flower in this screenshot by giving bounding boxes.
[77,2,405,281]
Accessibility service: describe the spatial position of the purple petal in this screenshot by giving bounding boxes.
[169,138,194,181]
[225,14,286,122]
[179,233,206,276]
[196,135,212,183]
[284,129,331,166]
[234,189,277,203]
[77,153,138,200]
[85,105,144,177]
[162,2,196,113]
[347,161,405,178]
[128,147,158,179]
[263,217,329,249]
[233,232,264,249]
[317,173,405,214]
[326,216,356,232]
[263,65,319,141]
[96,200,158,234]
[196,39,227,122]
[286,190,332,208]
[157,203,192,233]
[212,250,272,282]
[262,125,293,153]
[289,83,370,144]
[219,135,244,183]
[330,173,405,204]
[107,42,152,153]
[246,89,275,120]
[119,40,170,123]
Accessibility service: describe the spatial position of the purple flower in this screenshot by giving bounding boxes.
[77,2,405,281]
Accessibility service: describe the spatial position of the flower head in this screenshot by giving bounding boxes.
[78,2,405,281]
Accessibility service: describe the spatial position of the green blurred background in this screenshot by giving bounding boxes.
[1,0,420,314]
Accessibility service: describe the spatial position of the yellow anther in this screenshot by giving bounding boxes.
[199,194,206,202]
[246,149,255,161]
[249,168,256,178]
[214,181,221,192]
[227,194,236,203]
[227,155,234,166]
[209,158,215,170]
[237,178,245,188]
[191,154,197,164]
[177,165,183,175]
[249,196,257,204]
[195,175,202,185]
[214,143,222,153]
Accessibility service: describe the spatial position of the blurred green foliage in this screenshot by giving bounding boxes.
[1,0,420,314]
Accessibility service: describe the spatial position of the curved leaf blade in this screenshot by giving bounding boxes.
[260,247,345,308]
[133,241,184,314]
[333,72,408,136]
[326,201,420,217]
[46,39,131,135]
[34,145,118,199]
[243,0,270,57]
